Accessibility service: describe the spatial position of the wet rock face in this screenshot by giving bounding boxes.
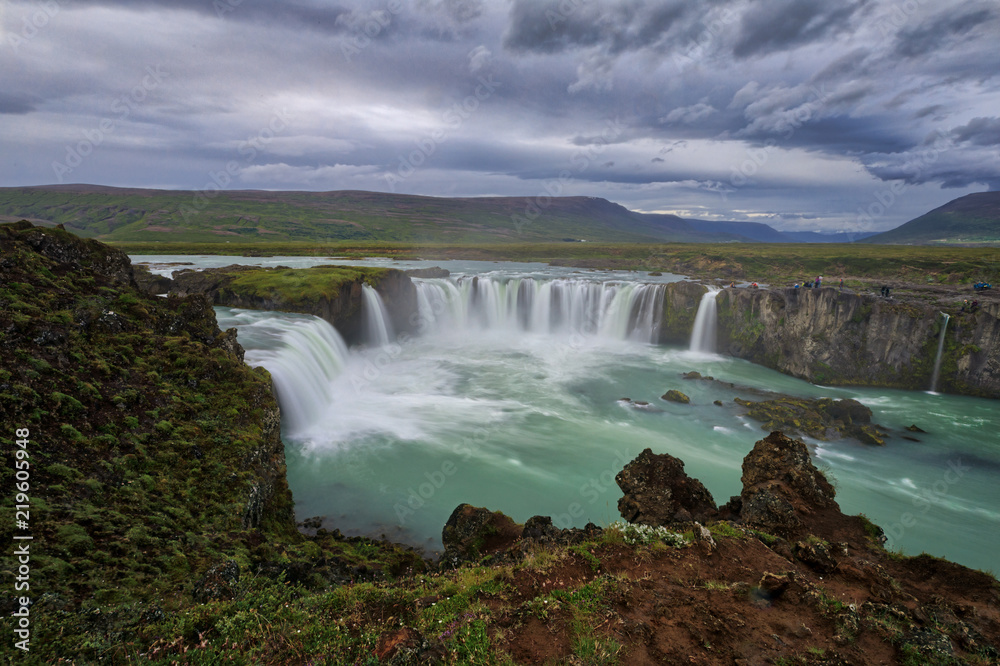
[739,431,838,537]
[716,286,1000,399]
[616,448,717,525]
[441,504,522,568]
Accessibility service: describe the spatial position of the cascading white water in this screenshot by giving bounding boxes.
[689,289,721,353]
[209,268,1000,574]
[413,277,665,343]
[362,283,395,346]
[234,315,350,435]
[929,312,950,393]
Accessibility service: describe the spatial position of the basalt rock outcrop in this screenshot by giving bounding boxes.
[715,286,1000,398]
[615,448,717,524]
[441,504,524,568]
[169,264,419,344]
[439,508,607,569]
[733,431,840,538]
[734,395,887,445]
[428,435,998,664]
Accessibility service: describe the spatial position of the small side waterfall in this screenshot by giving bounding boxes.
[412,277,665,343]
[690,289,721,353]
[241,316,350,435]
[929,312,950,393]
[362,283,395,346]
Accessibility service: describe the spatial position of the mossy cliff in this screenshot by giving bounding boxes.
[715,287,1000,398]
[167,264,418,344]
[0,223,423,661]
[0,221,288,603]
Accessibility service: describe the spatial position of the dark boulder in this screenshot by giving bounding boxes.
[616,448,717,525]
[441,504,522,568]
[738,432,838,538]
[795,538,838,573]
[824,398,871,425]
[661,390,690,404]
[521,515,602,546]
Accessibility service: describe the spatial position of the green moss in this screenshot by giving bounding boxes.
[225,265,394,304]
[707,522,746,540]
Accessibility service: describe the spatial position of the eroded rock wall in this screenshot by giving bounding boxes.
[711,287,999,398]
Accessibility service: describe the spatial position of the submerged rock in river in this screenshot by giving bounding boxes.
[661,389,691,404]
[734,395,887,445]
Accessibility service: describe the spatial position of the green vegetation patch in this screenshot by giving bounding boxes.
[225,264,393,304]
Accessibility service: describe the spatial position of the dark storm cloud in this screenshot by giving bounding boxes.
[502,0,687,55]
[732,0,869,59]
[2,0,997,231]
[63,0,354,31]
[869,160,1000,191]
[810,48,871,83]
[417,0,485,23]
[951,117,1000,147]
[777,116,914,154]
[893,6,996,58]
[914,105,946,120]
[0,93,38,114]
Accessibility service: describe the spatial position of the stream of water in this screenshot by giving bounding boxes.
[141,256,1000,573]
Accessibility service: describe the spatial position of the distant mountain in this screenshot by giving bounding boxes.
[677,218,880,243]
[861,192,1000,245]
[679,219,787,243]
[780,230,881,243]
[0,185,733,244]
[0,184,887,245]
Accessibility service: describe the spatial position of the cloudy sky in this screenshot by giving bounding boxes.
[2,0,999,232]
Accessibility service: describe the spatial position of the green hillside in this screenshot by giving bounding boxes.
[0,185,727,244]
[863,191,1000,245]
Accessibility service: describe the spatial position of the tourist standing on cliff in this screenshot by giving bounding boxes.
[839,278,844,291]
[816,276,822,288]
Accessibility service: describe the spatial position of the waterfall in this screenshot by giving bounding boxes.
[241,316,350,435]
[412,277,664,343]
[362,283,395,346]
[929,312,950,393]
[690,289,721,353]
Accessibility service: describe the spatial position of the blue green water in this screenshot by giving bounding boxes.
[155,254,998,574]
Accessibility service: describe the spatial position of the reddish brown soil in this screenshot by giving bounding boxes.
[486,524,1000,665]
